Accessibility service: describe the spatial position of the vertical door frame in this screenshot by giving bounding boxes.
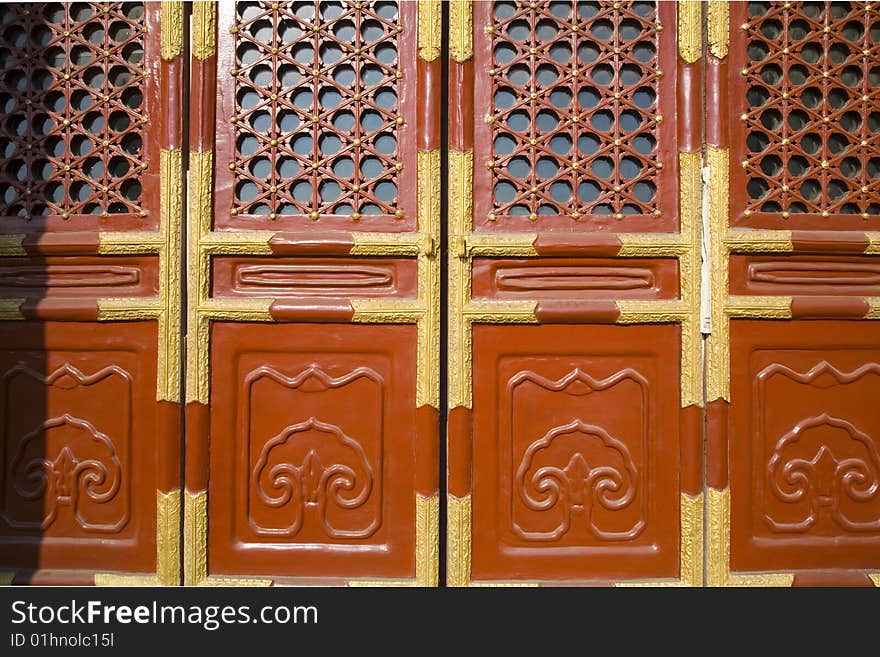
[184,1,441,586]
[446,0,705,587]
[704,0,880,587]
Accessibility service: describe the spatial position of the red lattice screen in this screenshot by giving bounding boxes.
[0,2,148,222]
[228,1,405,221]
[483,0,663,224]
[736,1,880,222]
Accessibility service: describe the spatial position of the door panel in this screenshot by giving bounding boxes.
[0,2,184,585]
[706,0,880,587]
[186,1,440,585]
[447,0,704,585]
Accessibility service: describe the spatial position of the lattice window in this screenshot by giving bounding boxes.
[487,0,660,221]
[231,1,403,220]
[0,2,147,220]
[743,1,880,218]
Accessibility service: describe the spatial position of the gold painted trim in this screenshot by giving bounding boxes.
[184,490,207,586]
[466,233,538,257]
[706,146,730,402]
[677,0,702,64]
[448,150,474,410]
[199,298,274,321]
[866,297,880,319]
[187,150,213,405]
[157,489,181,586]
[725,229,793,253]
[869,573,880,587]
[867,232,880,254]
[0,571,15,585]
[99,231,163,254]
[726,295,792,319]
[706,488,794,587]
[415,493,439,587]
[198,576,273,587]
[95,573,158,586]
[0,234,25,255]
[199,232,273,254]
[449,0,473,63]
[679,492,703,587]
[351,232,422,256]
[0,299,24,320]
[616,300,690,323]
[618,233,690,257]
[418,150,441,409]
[159,149,182,402]
[707,1,730,59]
[447,494,471,587]
[160,1,183,61]
[192,1,216,61]
[680,151,703,408]
[463,300,538,323]
[417,0,441,61]
[97,297,162,320]
[351,299,423,323]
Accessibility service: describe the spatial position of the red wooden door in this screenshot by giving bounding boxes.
[706,0,880,587]
[184,1,441,585]
[0,2,184,585]
[446,0,704,585]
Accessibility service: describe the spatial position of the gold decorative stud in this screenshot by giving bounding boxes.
[528,212,537,220]
[352,211,361,219]
[614,212,624,219]
[268,212,277,220]
[352,138,361,146]
[822,210,829,217]
[571,211,581,219]
[743,209,752,217]
[821,160,829,168]
[230,208,238,216]
[488,212,496,221]
[486,26,494,34]
[782,211,789,218]
[394,210,404,218]
[309,211,320,220]
[530,186,538,193]
[353,184,360,191]
[395,163,403,172]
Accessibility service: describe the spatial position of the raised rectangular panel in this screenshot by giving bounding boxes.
[212,256,419,299]
[471,324,681,582]
[208,322,418,580]
[472,257,680,300]
[729,255,880,297]
[729,320,880,572]
[0,256,159,299]
[0,321,158,573]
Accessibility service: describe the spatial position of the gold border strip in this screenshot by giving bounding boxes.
[417,150,441,409]
[706,488,794,586]
[707,0,730,59]
[417,0,441,61]
[724,229,793,252]
[447,494,471,587]
[97,297,162,320]
[866,297,880,318]
[184,490,207,586]
[462,300,538,323]
[351,299,424,323]
[678,0,702,63]
[156,489,181,586]
[199,231,273,254]
[160,1,183,61]
[725,295,793,319]
[159,149,183,402]
[867,232,880,254]
[706,145,730,403]
[99,231,164,254]
[0,299,24,320]
[352,232,424,256]
[616,300,690,323]
[0,234,25,255]
[465,233,538,257]
[192,1,216,61]
[449,0,473,63]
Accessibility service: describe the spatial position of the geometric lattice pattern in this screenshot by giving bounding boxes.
[743,1,880,218]
[488,0,660,221]
[0,2,146,220]
[231,1,402,220]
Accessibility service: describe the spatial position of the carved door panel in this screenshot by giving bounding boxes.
[0,3,184,584]
[186,2,440,585]
[447,0,704,585]
[706,1,880,586]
